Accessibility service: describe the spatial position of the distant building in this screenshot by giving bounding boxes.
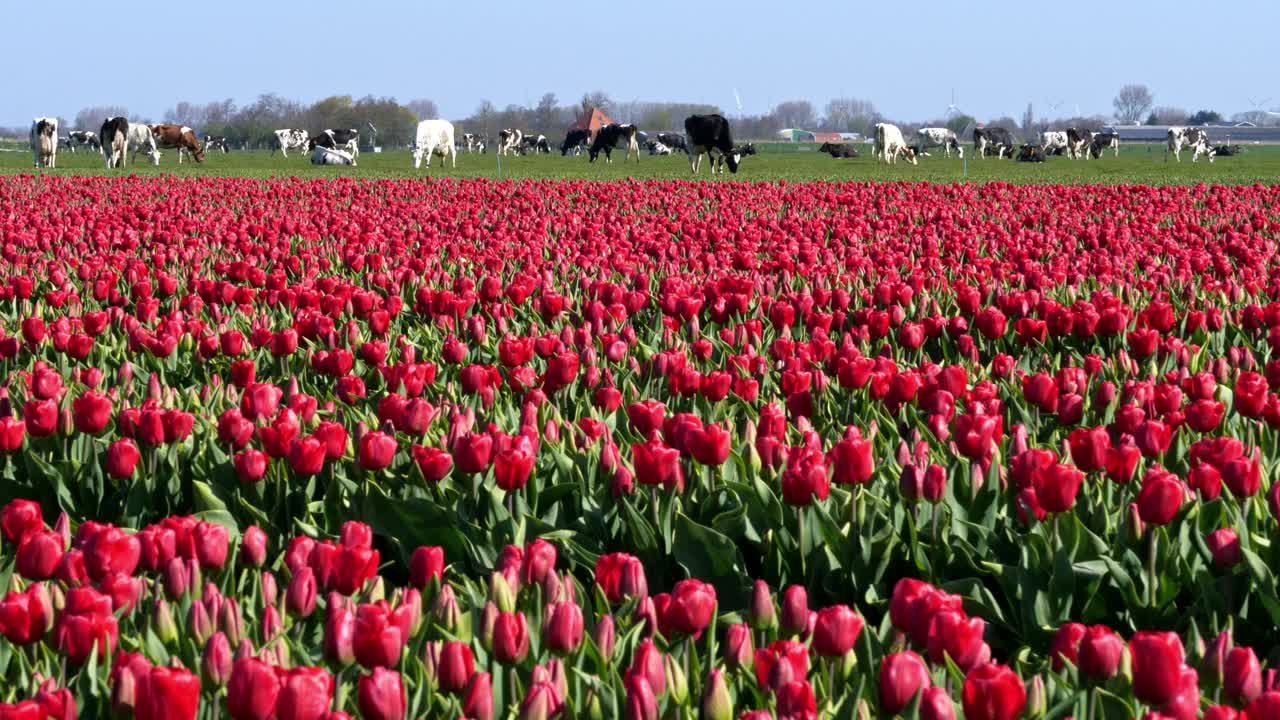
[777,129,863,143]
[1114,124,1280,143]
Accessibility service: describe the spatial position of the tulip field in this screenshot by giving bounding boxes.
[1,172,1280,720]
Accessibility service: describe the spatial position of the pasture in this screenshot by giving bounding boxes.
[4,141,1279,184]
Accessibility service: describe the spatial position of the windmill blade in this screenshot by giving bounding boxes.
[733,88,744,114]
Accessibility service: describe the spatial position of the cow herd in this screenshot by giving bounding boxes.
[28,111,1228,173]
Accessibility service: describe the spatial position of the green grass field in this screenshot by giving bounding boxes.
[4,142,1279,184]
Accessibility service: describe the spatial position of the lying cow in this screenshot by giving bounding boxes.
[1066,128,1093,159]
[1166,127,1213,163]
[1016,144,1046,162]
[656,132,688,154]
[311,146,357,166]
[412,119,457,169]
[1211,144,1244,157]
[589,124,641,163]
[917,127,963,157]
[31,118,59,168]
[1041,131,1069,156]
[273,129,309,157]
[873,123,917,165]
[646,141,673,155]
[151,124,205,163]
[974,127,1014,159]
[818,142,860,158]
[561,129,591,156]
[101,117,129,168]
[309,129,360,158]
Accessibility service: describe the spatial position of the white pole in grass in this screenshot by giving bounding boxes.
[496,143,502,179]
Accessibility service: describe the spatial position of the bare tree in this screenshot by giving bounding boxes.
[823,98,878,132]
[580,91,612,113]
[1113,84,1154,125]
[1146,106,1188,126]
[406,99,439,120]
[773,100,816,129]
[74,106,129,131]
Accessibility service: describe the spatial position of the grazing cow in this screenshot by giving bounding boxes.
[655,132,688,154]
[520,134,551,154]
[462,133,487,153]
[646,141,673,155]
[273,129,310,157]
[127,123,160,165]
[684,114,743,174]
[1089,130,1120,158]
[917,127,963,157]
[31,118,59,168]
[204,136,230,153]
[873,123,918,165]
[588,124,641,163]
[1066,128,1094,159]
[308,128,360,157]
[151,124,205,163]
[1016,144,1047,162]
[100,117,129,168]
[1041,131,1069,156]
[311,146,356,166]
[69,131,100,152]
[412,119,457,169]
[735,143,757,157]
[561,129,591,156]
[818,142,860,158]
[1166,127,1214,163]
[973,127,1015,159]
[498,129,523,156]
[59,136,73,152]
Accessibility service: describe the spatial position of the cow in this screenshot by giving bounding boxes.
[1166,127,1214,163]
[1015,144,1046,162]
[589,123,641,163]
[917,127,963,157]
[311,146,356,166]
[151,124,205,163]
[461,133,487,153]
[818,142,860,158]
[309,129,360,157]
[69,130,100,152]
[646,141,673,155]
[100,117,129,168]
[735,143,757,157]
[656,132,688,154]
[684,114,743,174]
[412,119,457,169]
[204,136,230,153]
[1211,144,1244,157]
[974,127,1014,159]
[1089,130,1120,158]
[498,129,523,156]
[273,129,309,157]
[561,129,591,156]
[1066,128,1094,159]
[126,124,161,165]
[1041,131,1069,156]
[520,134,551,154]
[58,136,73,152]
[873,123,917,165]
[31,118,58,168]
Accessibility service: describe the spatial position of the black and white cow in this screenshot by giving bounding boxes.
[31,118,59,168]
[917,127,963,157]
[309,129,360,158]
[462,133,487,153]
[100,117,129,168]
[58,136,73,152]
[646,141,673,155]
[684,114,743,174]
[1166,127,1213,163]
[1041,131,1069,156]
[873,123,917,165]
[588,124,641,163]
[273,129,309,157]
[498,129,523,156]
[1089,130,1120,158]
[561,129,591,156]
[818,142,859,158]
[69,131,100,152]
[1066,128,1094,159]
[974,127,1015,159]
[204,136,230,153]
[656,132,688,154]
[520,134,551,154]
[311,146,357,166]
[1016,144,1047,162]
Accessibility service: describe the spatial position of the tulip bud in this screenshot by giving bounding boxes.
[261,604,283,642]
[724,623,753,671]
[188,600,214,645]
[53,512,71,549]
[780,585,808,636]
[593,614,615,662]
[490,572,515,613]
[163,558,189,599]
[1126,502,1145,542]
[748,580,776,630]
[431,584,464,636]
[462,672,493,720]
[286,567,318,618]
[854,698,873,720]
[1026,674,1047,718]
[422,641,442,688]
[202,632,233,687]
[261,571,278,609]
[1202,631,1233,687]
[220,599,245,646]
[152,598,178,645]
[664,653,688,706]
[700,669,732,720]
[241,526,268,567]
[479,601,499,650]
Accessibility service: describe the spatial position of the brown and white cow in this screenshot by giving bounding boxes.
[151,124,205,163]
[31,117,59,168]
[873,123,917,165]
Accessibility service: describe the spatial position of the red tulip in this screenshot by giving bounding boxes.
[353,603,406,668]
[664,579,716,637]
[358,431,398,471]
[812,604,864,657]
[277,667,335,720]
[1225,646,1263,706]
[136,666,200,720]
[961,663,1026,720]
[357,668,405,720]
[492,611,529,664]
[1078,625,1124,680]
[880,651,931,715]
[1131,631,1185,705]
[227,658,281,720]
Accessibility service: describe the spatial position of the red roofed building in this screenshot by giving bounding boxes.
[570,107,614,133]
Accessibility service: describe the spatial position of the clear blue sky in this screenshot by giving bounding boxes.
[7,0,1277,127]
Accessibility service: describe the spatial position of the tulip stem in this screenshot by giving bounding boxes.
[798,506,807,579]
[1147,529,1158,608]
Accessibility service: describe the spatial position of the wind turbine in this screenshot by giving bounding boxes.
[1248,97,1273,123]
[1045,99,1063,116]
[944,89,960,118]
[733,88,744,118]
